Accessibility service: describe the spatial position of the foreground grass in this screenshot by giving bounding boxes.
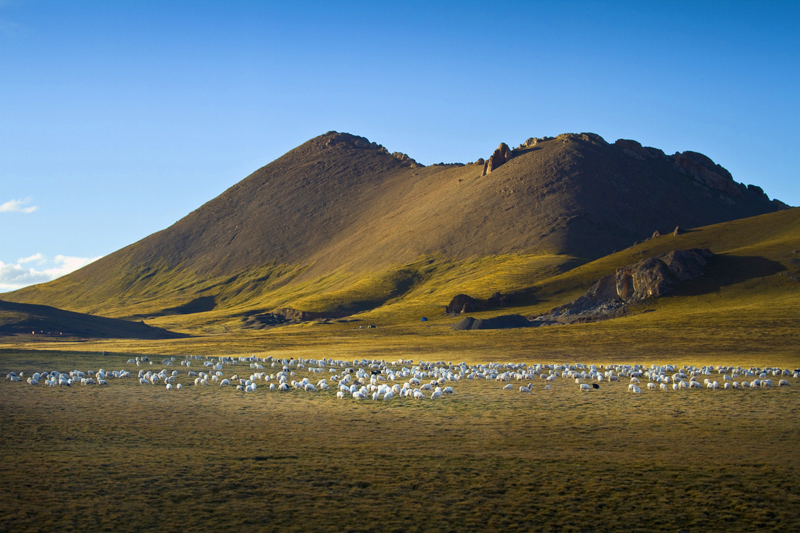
[1,349,798,532]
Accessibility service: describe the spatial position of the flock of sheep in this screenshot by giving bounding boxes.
[4,354,797,400]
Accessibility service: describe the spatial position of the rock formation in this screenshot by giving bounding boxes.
[451,314,533,330]
[391,151,423,168]
[445,294,478,315]
[529,248,714,325]
[482,143,514,176]
[324,131,423,167]
[445,292,510,315]
[671,151,741,197]
[614,138,667,161]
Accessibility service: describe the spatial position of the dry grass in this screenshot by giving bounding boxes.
[1,208,799,531]
[1,348,799,532]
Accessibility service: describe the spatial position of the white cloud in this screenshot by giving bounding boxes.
[0,197,38,214]
[0,254,101,292]
[17,252,45,264]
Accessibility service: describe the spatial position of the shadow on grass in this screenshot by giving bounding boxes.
[673,254,786,297]
[151,296,218,317]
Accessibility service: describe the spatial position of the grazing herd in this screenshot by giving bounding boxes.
[3,356,797,401]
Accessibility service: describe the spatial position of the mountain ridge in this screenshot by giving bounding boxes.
[4,131,789,325]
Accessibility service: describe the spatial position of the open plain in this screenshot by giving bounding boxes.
[1,332,799,532]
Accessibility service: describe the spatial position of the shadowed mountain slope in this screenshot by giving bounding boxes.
[5,131,787,323]
[0,300,184,339]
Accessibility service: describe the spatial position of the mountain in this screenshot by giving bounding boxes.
[4,131,788,327]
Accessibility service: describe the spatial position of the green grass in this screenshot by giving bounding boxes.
[1,349,798,532]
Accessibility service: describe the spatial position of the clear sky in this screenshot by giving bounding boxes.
[1,0,798,291]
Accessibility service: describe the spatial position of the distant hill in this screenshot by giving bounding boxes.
[5,131,788,326]
[0,300,185,339]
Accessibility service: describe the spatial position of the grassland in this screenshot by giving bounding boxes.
[2,209,799,531]
[1,348,798,532]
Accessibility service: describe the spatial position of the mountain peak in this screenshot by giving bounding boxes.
[5,131,788,318]
[315,131,422,168]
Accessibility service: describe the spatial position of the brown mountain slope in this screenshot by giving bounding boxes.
[6,131,786,319]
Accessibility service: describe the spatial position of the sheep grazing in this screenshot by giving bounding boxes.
[779,379,790,387]
[503,384,513,390]
[579,383,591,392]
[628,384,641,393]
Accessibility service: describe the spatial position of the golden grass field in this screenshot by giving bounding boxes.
[1,343,798,532]
[2,210,800,531]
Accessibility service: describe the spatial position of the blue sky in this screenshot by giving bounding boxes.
[1,0,798,291]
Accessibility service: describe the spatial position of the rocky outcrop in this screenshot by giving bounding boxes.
[445,292,511,315]
[445,294,477,315]
[391,151,423,168]
[486,291,508,308]
[482,143,514,176]
[324,132,423,167]
[451,314,533,330]
[529,249,714,325]
[615,139,667,161]
[671,151,742,198]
